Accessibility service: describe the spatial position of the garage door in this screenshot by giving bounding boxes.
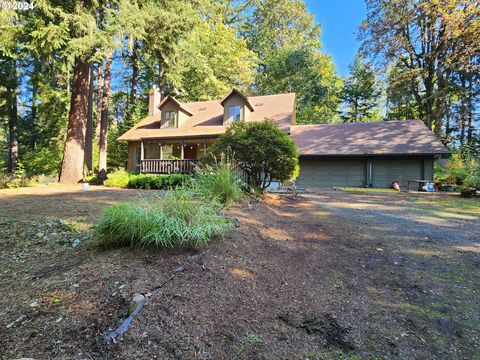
[297,159,366,188]
[372,159,422,188]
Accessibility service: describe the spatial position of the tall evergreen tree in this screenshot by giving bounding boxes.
[240,0,342,123]
[341,54,380,122]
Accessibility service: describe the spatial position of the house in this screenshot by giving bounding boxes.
[119,87,449,188]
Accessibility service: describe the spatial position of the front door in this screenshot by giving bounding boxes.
[184,144,197,159]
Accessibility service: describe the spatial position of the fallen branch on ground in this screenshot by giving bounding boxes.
[103,251,206,344]
[104,294,148,344]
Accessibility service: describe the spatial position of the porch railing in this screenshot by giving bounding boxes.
[140,159,199,174]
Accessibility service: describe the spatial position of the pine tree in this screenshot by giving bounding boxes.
[341,54,380,122]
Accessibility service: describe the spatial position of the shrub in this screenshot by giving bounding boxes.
[0,173,10,189]
[209,119,299,190]
[0,164,37,189]
[193,157,246,206]
[22,146,63,176]
[101,172,189,189]
[103,170,130,188]
[127,173,188,190]
[435,153,479,188]
[92,190,234,249]
[85,175,104,185]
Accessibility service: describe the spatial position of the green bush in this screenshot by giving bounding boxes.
[101,172,189,189]
[193,158,246,206]
[103,170,130,188]
[0,173,10,189]
[92,189,235,249]
[0,164,38,189]
[22,146,63,176]
[127,173,188,190]
[435,153,479,188]
[209,119,299,191]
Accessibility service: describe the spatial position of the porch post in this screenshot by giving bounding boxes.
[203,138,207,157]
[140,140,144,173]
[180,140,185,160]
[159,141,163,160]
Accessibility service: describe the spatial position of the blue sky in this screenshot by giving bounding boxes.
[306,1,367,76]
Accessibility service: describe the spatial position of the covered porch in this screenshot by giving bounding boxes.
[135,137,217,174]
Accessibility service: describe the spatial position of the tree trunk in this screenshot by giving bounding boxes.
[466,71,474,146]
[423,66,435,131]
[95,59,104,140]
[444,93,451,144]
[459,73,466,146]
[30,59,39,150]
[98,54,112,180]
[353,98,358,122]
[7,60,18,173]
[95,6,105,140]
[85,63,94,172]
[59,57,90,183]
[129,40,138,106]
[434,57,445,137]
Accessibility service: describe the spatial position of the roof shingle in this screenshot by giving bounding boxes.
[291,120,449,156]
[118,93,295,141]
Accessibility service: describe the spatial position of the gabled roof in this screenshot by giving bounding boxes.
[118,92,295,141]
[291,120,450,156]
[220,88,254,111]
[158,95,193,116]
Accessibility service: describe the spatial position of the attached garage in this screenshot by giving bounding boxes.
[372,158,422,188]
[297,158,365,188]
[291,121,449,189]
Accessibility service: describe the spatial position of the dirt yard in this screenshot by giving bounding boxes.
[1,185,479,359]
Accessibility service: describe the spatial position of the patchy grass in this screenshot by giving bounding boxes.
[340,186,479,216]
[411,195,480,215]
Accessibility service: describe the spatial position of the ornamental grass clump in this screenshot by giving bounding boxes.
[193,158,246,206]
[92,190,235,249]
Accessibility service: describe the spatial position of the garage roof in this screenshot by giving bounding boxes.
[291,120,450,156]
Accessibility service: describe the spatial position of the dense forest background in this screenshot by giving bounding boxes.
[0,0,479,181]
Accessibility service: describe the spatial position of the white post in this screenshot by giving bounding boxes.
[159,141,163,160]
[180,141,185,160]
[203,138,207,157]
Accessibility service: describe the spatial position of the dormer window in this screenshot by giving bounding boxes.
[165,111,178,127]
[221,89,254,125]
[228,106,242,122]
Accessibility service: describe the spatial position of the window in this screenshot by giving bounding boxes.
[228,106,242,122]
[164,111,178,127]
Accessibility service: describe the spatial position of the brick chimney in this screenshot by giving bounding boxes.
[148,86,161,116]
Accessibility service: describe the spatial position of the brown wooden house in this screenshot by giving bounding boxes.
[119,87,449,188]
[118,87,295,174]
